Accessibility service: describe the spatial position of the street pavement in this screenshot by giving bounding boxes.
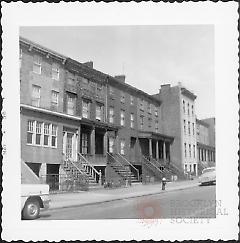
[47,179,199,210]
[39,184,216,220]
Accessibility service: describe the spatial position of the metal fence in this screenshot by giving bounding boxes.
[40,174,89,193]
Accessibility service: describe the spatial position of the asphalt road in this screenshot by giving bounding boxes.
[39,184,216,220]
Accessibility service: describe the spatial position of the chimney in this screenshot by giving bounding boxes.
[114,75,126,83]
[83,61,93,69]
[159,84,171,93]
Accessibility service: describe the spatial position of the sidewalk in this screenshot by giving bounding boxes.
[48,179,199,211]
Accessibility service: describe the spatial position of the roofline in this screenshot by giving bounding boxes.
[19,36,161,105]
[19,36,67,64]
[20,104,82,121]
[181,87,197,100]
[197,142,215,150]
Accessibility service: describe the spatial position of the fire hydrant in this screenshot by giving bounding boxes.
[162,177,167,190]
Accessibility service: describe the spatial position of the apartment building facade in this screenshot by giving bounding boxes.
[20,37,174,189]
[196,118,215,172]
[153,83,198,176]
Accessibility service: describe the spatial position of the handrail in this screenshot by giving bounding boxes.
[78,153,101,176]
[107,152,123,166]
[142,155,164,175]
[64,159,88,178]
[151,157,172,174]
[117,153,140,181]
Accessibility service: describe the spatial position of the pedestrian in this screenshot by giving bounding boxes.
[162,177,167,190]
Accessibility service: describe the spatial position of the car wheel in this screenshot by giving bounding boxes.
[22,200,40,220]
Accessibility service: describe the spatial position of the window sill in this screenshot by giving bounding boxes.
[26,143,57,149]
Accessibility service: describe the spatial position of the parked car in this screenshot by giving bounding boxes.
[199,167,216,185]
[21,184,50,220]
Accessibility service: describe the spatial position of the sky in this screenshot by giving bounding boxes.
[20,25,214,119]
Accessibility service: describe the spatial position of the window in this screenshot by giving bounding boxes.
[192,105,194,116]
[187,103,190,115]
[33,55,41,74]
[43,123,50,146]
[140,116,144,130]
[148,118,152,128]
[184,143,187,157]
[120,139,125,155]
[67,93,76,115]
[27,120,57,148]
[120,110,125,126]
[130,95,134,105]
[188,121,191,135]
[27,120,34,144]
[109,137,114,153]
[97,83,102,92]
[130,113,134,128]
[183,120,186,134]
[147,103,151,114]
[36,121,43,145]
[120,91,125,103]
[155,120,159,132]
[140,99,144,110]
[82,100,90,118]
[96,103,104,121]
[192,123,195,135]
[32,85,41,107]
[52,63,60,80]
[68,73,75,85]
[51,90,59,109]
[183,100,185,113]
[155,107,158,117]
[51,124,57,147]
[189,144,191,157]
[109,107,114,123]
[193,145,196,158]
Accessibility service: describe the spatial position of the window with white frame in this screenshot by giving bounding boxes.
[120,139,125,155]
[68,72,75,85]
[192,105,194,116]
[155,120,159,132]
[51,124,57,147]
[32,85,41,107]
[192,123,195,135]
[120,91,125,103]
[33,55,41,74]
[154,106,158,117]
[130,113,134,128]
[130,95,134,105]
[52,63,60,80]
[67,93,76,115]
[96,103,104,121]
[148,117,152,128]
[27,120,35,144]
[193,145,196,158]
[189,144,191,157]
[109,107,114,123]
[51,90,59,109]
[183,100,185,113]
[109,137,114,153]
[27,120,57,148]
[82,99,90,118]
[187,103,190,115]
[120,110,125,126]
[140,116,144,130]
[188,121,191,135]
[147,103,151,114]
[35,121,43,145]
[43,123,50,146]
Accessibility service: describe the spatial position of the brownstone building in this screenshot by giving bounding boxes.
[20,37,175,191]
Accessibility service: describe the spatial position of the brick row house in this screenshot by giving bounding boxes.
[20,37,213,191]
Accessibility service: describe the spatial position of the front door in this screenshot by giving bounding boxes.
[66,133,73,159]
[81,132,88,154]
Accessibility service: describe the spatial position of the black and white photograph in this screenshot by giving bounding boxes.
[1,2,239,241]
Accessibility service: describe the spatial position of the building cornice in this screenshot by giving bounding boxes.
[181,87,197,100]
[196,119,209,127]
[197,142,215,150]
[20,104,82,121]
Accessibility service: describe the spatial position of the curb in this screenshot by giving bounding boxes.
[47,183,199,212]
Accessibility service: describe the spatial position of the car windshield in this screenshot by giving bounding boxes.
[202,168,215,174]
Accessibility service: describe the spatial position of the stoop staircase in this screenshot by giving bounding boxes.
[107,152,139,183]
